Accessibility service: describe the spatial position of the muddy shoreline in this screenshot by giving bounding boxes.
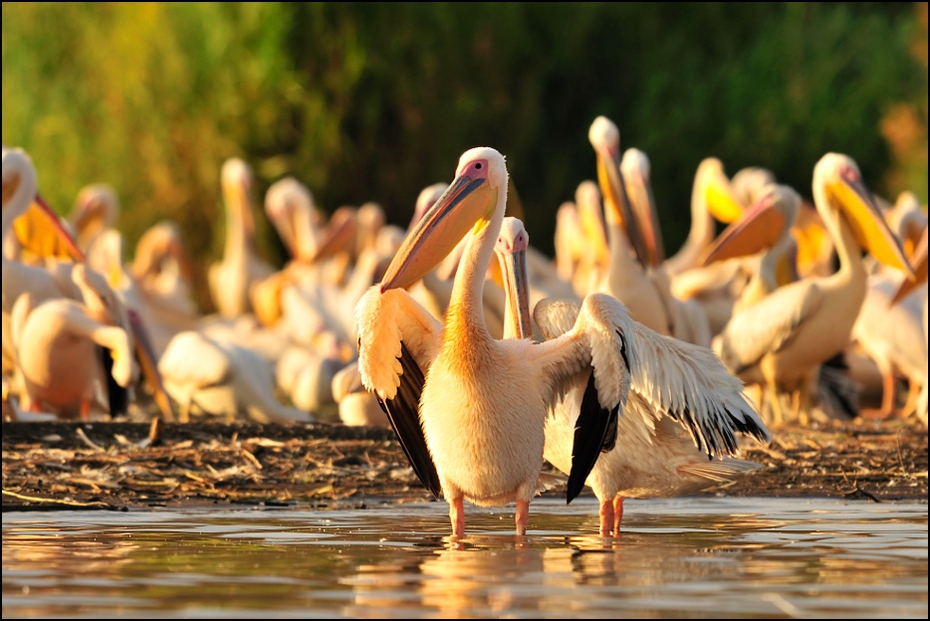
[2,417,926,512]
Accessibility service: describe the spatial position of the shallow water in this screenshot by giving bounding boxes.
[2,496,927,619]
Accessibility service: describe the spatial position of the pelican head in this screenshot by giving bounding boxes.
[265,177,317,259]
[70,184,120,243]
[2,148,38,224]
[380,147,507,292]
[3,147,82,260]
[620,147,665,266]
[495,216,532,340]
[221,157,256,235]
[587,116,649,266]
[702,183,801,266]
[813,153,914,279]
[695,157,745,224]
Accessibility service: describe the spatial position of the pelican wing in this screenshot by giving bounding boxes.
[355,285,443,498]
[626,320,771,457]
[715,280,822,375]
[536,295,770,459]
[532,293,637,502]
[158,332,231,389]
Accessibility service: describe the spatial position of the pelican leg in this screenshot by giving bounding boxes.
[760,356,784,426]
[80,399,92,422]
[880,370,898,418]
[599,498,614,536]
[449,497,465,538]
[612,496,625,536]
[515,499,529,536]
[900,380,921,419]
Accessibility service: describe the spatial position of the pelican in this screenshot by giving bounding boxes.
[588,118,711,346]
[711,153,914,425]
[892,227,927,425]
[853,221,928,420]
[158,329,312,424]
[208,157,276,318]
[129,220,200,349]
[702,184,803,317]
[587,116,671,335]
[355,147,637,537]
[620,147,713,346]
[68,183,120,255]
[331,360,389,426]
[495,216,769,536]
[664,157,745,278]
[2,148,83,378]
[11,263,139,420]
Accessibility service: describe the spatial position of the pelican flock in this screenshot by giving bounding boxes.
[2,108,926,536]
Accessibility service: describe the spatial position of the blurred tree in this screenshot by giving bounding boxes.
[3,2,925,313]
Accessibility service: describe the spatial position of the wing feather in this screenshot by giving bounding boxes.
[715,281,823,375]
[355,285,444,497]
[535,293,771,460]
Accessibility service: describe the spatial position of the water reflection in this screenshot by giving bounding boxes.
[3,497,927,618]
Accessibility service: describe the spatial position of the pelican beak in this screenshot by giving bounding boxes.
[701,189,785,266]
[892,227,927,304]
[776,239,800,287]
[14,194,85,262]
[704,170,745,224]
[127,308,176,422]
[593,144,650,267]
[622,162,665,267]
[829,167,914,279]
[305,206,358,263]
[498,243,533,340]
[380,171,496,291]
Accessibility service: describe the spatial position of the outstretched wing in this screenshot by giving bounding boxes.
[355,285,443,498]
[626,319,771,458]
[532,292,636,503]
[536,294,770,462]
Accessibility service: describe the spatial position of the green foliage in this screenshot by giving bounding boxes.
[3,2,926,311]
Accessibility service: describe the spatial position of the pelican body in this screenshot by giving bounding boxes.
[712,154,914,424]
[356,147,635,537]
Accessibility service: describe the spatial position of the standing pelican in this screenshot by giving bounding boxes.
[355,147,636,537]
[712,153,914,424]
[208,157,276,318]
[495,216,769,536]
[589,117,712,346]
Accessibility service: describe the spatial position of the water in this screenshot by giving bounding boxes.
[2,496,927,619]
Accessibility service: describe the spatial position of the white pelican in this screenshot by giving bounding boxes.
[331,360,389,426]
[892,227,927,425]
[587,117,671,336]
[274,343,343,415]
[158,329,312,424]
[705,183,864,423]
[355,147,636,537]
[664,157,745,278]
[702,184,803,318]
[68,183,120,255]
[2,148,84,377]
[208,157,276,318]
[495,216,769,536]
[129,220,200,349]
[711,153,914,425]
[11,263,139,420]
[620,147,713,347]
[589,118,711,346]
